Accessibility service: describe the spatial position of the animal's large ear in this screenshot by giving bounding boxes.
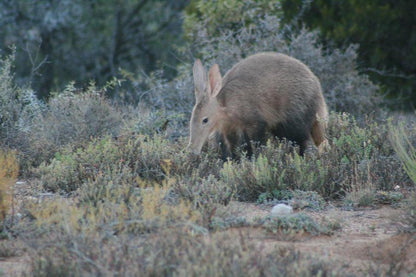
[208,64,222,97]
[193,59,207,99]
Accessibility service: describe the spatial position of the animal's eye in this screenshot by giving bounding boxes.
[202,117,209,124]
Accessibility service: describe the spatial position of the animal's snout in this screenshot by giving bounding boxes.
[186,143,201,155]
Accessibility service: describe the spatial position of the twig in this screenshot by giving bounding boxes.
[363,68,415,80]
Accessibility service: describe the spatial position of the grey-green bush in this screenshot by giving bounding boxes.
[0,52,44,148]
[27,83,122,166]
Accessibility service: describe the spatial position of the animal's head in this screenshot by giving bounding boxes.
[188,59,223,155]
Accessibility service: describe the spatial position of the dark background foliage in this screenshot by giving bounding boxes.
[281,0,416,107]
[0,0,188,99]
[0,0,414,106]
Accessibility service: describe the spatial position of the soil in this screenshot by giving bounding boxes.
[1,182,415,276]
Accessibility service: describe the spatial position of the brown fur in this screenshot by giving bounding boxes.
[188,52,328,158]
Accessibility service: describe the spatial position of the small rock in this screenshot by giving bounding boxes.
[270,204,293,216]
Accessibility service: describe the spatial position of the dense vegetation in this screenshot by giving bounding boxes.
[0,0,415,275]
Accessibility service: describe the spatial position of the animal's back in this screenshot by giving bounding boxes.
[217,52,326,148]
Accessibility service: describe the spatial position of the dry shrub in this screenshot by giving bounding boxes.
[26,219,342,276]
[0,149,18,224]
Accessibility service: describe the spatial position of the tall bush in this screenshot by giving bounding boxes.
[27,82,123,166]
[0,52,44,150]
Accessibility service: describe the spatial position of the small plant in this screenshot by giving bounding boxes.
[291,190,326,211]
[321,217,343,234]
[0,240,21,258]
[402,192,416,232]
[36,148,83,193]
[31,253,77,277]
[345,188,377,208]
[174,173,235,228]
[374,190,403,205]
[259,213,324,236]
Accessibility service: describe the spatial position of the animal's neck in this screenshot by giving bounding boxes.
[216,107,241,135]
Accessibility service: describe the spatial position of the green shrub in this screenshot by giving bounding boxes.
[77,165,136,207]
[36,150,82,193]
[290,190,326,211]
[219,144,333,201]
[325,112,407,192]
[36,134,175,193]
[258,213,324,236]
[25,170,203,237]
[218,113,407,202]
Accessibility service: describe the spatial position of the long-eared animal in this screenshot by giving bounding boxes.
[188,52,328,159]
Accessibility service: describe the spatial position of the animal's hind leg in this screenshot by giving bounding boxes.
[298,138,311,156]
[244,121,267,156]
[220,131,243,161]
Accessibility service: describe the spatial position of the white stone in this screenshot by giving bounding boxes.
[270,204,293,216]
